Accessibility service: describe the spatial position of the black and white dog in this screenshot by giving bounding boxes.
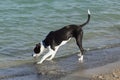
[33,10,90,64]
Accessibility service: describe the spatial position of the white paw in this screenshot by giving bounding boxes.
[37,61,42,64]
[78,55,83,63]
[46,58,52,61]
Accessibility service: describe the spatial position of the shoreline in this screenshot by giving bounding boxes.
[0,46,120,80]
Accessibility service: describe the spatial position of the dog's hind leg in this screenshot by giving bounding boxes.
[75,30,85,62]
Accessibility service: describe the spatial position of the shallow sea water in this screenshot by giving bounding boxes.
[0,0,120,64]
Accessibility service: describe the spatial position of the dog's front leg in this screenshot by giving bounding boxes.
[46,52,56,61]
[37,51,53,64]
[37,47,58,64]
[46,46,59,61]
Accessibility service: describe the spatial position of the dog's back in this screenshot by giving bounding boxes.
[33,10,91,64]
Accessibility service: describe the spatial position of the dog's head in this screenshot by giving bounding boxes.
[32,43,44,58]
[34,43,41,53]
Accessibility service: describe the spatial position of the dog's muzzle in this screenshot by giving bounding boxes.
[32,53,41,58]
[32,54,37,58]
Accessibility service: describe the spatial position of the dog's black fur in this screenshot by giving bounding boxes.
[34,43,41,53]
[34,10,90,58]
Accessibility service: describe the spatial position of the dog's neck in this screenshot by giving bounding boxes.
[42,41,48,48]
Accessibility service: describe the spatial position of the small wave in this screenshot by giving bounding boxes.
[86,43,120,52]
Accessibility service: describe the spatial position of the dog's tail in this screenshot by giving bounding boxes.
[80,9,91,27]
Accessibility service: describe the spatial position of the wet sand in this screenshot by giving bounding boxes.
[91,64,120,80]
[0,46,120,80]
[61,60,120,80]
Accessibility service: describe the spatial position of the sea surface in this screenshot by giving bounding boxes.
[0,0,120,65]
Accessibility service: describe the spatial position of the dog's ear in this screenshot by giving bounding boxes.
[34,43,41,53]
[36,43,40,47]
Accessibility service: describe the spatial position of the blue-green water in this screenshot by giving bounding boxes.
[0,0,120,62]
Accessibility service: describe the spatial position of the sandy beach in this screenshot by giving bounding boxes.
[91,68,120,80]
[0,0,120,80]
[0,46,120,80]
[62,60,120,80]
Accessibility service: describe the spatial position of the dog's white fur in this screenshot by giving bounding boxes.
[36,38,71,64]
[33,10,90,64]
